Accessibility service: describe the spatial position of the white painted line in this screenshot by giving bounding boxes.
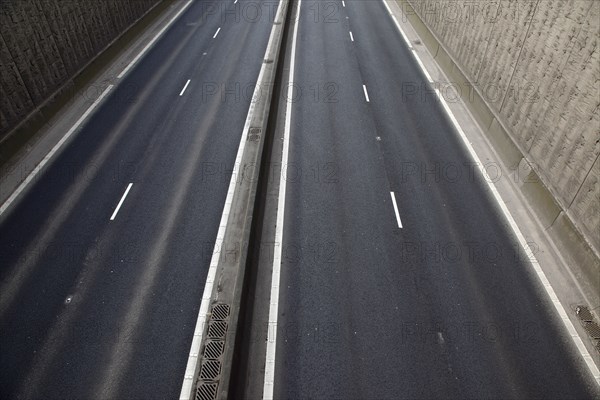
[382,0,413,49]
[390,191,403,228]
[179,79,191,96]
[213,27,221,38]
[412,51,434,83]
[234,0,238,3]
[179,1,289,399]
[110,183,133,221]
[382,0,599,386]
[362,84,370,102]
[263,0,301,398]
[434,88,600,387]
[118,0,194,78]
[349,31,354,42]
[0,85,114,218]
[342,0,346,7]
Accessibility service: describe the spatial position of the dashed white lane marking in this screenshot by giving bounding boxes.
[390,191,403,228]
[342,0,346,7]
[362,84,370,102]
[349,31,354,42]
[118,0,194,78]
[0,85,114,217]
[234,0,238,3]
[213,27,221,38]
[110,183,133,221]
[263,0,302,398]
[179,79,191,96]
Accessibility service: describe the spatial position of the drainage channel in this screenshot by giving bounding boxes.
[227,0,297,396]
[186,1,295,399]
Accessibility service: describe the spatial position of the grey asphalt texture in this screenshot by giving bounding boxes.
[0,0,273,398]
[0,0,598,399]
[271,1,599,399]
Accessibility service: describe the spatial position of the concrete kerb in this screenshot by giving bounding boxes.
[180,1,290,399]
[394,0,600,306]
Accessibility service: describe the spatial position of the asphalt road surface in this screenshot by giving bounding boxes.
[1,0,599,399]
[270,1,599,399]
[0,0,274,398]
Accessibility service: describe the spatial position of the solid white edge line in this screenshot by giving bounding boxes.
[383,0,430,83]
[436,89,600,386]
[179,79,191,96]
[349,31,354,42]
[0,85,114,217]
[179,1,287,399]
[262,0,301,398]
[110,183,133,221]
[213,27,221,38]
[412,51,434,83]
[382,0,413,49]
[390,191,403,229]
[362,84,370,102]
[383,0,600,386]
[118,0,194,79]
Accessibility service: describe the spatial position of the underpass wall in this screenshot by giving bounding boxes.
[0,0,160,138]
[401,0,599,258]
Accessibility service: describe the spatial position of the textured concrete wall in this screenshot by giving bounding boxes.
[406,0,599,252]
[0,0,159,136]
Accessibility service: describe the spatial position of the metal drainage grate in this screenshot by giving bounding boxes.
[200,360,221,380]
[583,321,600,339]
[203,341,225,360]
[207,321,227,339]
[211,304,230,321]
[576,306,594,322]
[248,127,261,141]
[196,382,218,400]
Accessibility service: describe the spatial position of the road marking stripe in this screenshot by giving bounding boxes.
[362,84,370,102]
[234,0,238,3]
[263,0,302,398]
[390,191,403,228]
[349,31,354,41]
[213,27,221,38]
[118,0,194,78]
[382,0,413,49]
[179,79,191,96]
[0,85,114,218]
[110,183,133,221]
[412,50,434,83]
[342,0,346,7]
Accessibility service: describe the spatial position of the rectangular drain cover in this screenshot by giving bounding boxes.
[576,306,594,322]
[211,304,230,321]
[200,360,222,380]
[583,321,600,339]
[203,341,225,360]
[207,321,227,339]
[196,382,218,400]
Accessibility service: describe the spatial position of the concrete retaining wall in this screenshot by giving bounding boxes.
[404,0,599,255]
[0,0,160,137]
